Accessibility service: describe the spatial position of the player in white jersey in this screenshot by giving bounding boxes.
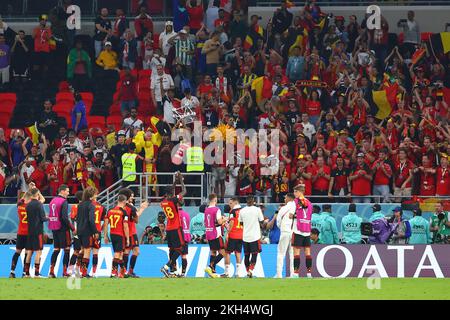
[238,195,264,278]
[274,193,295,278]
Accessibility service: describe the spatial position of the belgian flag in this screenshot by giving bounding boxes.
[372,83,399,120]
[244,24,264,51]
[251,76,273,104]
[24,123,40,145]
[429,32,450,55]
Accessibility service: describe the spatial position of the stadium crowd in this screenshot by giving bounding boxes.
[0,0,449,208]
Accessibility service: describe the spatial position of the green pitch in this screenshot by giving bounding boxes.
[1,278,450,300]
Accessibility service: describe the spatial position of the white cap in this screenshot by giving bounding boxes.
[179,29,188,34]
[165,21,173,26]
[105,41,112,46]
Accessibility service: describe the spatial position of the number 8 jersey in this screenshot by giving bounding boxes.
[160,196,181,231]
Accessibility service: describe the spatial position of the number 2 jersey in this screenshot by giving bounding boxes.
[17,200,28,236]
[160,196,182,231]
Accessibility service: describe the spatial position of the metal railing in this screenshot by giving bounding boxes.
[0,0,170,19]
[97,172,207,209]
[255,0,450,6]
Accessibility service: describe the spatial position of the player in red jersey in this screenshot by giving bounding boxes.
[91,191,106,277]
[222,197,243,278]
[118,188,149,278]
[68,191,83,275]
[103,194,129,278]
[9,190,33,278]
[160,173,186,278]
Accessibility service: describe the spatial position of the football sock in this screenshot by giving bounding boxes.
[11,252,20,272]
[92,254,98,273]
[24,262,31,275]
[130,254,138,272]
[34,263,40,276]
[209,254,216,267]
[112,258,119,274]
[306,255,312,272]
[294,255,300,273]
[181,258,187,274]
[63,249,70,271]
[122,253,129,269]
[50,249,60,270]
[76,255,82,268]
[171,251,181,266]
[251,253,258,265]
[69,253,77,266]
[213,253,223,267]
[225,264,230,275]
[236,263,241,275]
[244,254,250,270]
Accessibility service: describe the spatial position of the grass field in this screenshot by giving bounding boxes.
[1,278,449,300]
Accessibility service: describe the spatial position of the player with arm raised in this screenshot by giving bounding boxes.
[222,197,243,278]
[238,195,264,278]
[204,193,228,278]
[9,190,33,278]
[118,188,149,278]
[160,173,187,278]
[290,184,313,278]
[103,194,129,278]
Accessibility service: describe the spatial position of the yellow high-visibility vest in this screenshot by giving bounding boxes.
[121,153,137,181]
[186,146,204,172]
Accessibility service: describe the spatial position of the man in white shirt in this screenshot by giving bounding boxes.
[224,164,240,202]
[122,107,144,138]
[180,87,200,118]
[158,21,177,57]
[20,156,35,193]
[238,195,264,278]
[275,193,295,278]
[301,113,316,140]
[151,64,174,115]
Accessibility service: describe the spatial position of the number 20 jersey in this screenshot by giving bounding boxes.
[160,197,181,231]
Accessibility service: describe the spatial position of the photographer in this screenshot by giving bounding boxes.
[430,202,450,244]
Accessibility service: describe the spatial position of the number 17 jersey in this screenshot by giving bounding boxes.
[161,197,181,231]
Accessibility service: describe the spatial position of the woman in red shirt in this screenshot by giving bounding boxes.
[305,89,322,126]
[186,0,204,33]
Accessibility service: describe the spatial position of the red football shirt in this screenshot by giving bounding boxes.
[436,166,450,196]
[312,165,331,191]
[393,159,413,188]
[107,206,128,236]
[371,160,392,185]
[125,204,138,236]
[227,208,243,240]
[161,197,181,231]
[351,165,371,196]
[420,170,436,196]
[93,201,106,233]
[17,202,28,236]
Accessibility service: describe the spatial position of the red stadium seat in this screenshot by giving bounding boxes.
[106,115,123,131]
[87,116,106,131]
[138,77,151,93]
[109,103,122,116]
[53,102,73,115]
[0,112,10,128]
[113,91,121,102]
[139,69,152,80]
[80,92,94,107]
[0,93,17,114]
[56,92,75,105]
[0,93,17,104]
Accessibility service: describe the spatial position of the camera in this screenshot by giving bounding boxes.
[438,213,445,221]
